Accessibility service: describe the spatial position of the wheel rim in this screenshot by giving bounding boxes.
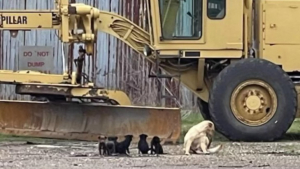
[230,80,278,126]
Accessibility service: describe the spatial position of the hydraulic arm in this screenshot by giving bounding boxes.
[0,0,151,104]
[1,0,150,55]
[0,0,181,142]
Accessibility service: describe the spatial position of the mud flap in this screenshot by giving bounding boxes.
[0,100,181,143]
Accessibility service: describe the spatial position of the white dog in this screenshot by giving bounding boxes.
[189,132,223,154]
[183,120,222,155]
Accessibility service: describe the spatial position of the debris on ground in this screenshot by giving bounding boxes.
[0,140,300,169]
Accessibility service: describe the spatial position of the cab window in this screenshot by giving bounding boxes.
[158,0,203,40]
[207,0,226,19]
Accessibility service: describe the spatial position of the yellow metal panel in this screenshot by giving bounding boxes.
[0,71,69,84]
[263,45,300,71]
[0,12,53,29]
[264,1,300,44]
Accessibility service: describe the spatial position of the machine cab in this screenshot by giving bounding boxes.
[148,0,244,59]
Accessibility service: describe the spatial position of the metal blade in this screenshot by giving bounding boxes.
[0,100,181,143]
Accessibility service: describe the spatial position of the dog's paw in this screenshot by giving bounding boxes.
[185,153,191,156]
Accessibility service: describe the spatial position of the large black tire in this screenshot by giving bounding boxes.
[197,98,211,120]
[209,58,297,141]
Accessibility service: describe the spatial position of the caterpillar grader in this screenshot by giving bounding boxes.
[0,0,299,142]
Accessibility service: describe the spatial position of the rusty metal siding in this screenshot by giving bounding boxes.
[0,0,198,111]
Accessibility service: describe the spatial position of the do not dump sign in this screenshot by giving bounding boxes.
[19,46,54,73]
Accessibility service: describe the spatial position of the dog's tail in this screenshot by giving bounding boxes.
[208,144,223,153]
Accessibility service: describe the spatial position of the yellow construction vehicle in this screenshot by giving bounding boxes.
[0,0,300,142]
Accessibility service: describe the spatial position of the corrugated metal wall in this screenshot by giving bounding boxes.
[0,0,198,111]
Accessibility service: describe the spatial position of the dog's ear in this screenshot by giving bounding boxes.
[208,123,213,128]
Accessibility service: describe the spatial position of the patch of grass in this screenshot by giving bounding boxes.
[287,119,300,133]
[0,134,40,142]
[182,113,203,128]
[0,134,77,144]
[283,119,300,141]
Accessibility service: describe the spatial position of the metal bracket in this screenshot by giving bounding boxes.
[196,58,205,91]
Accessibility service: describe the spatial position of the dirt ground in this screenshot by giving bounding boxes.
[0,139,300,169]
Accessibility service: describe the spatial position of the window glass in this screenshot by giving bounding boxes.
[158,0,203,39]
[207,0,226,19]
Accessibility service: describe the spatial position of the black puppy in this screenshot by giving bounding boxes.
[98,135,107,156]
[150,136,163,156]
[106,136,118,156]
[116,135,133,156]
[138,134,149,155]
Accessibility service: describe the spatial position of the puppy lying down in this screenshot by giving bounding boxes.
[183,120,223,155]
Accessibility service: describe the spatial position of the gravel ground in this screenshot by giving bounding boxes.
[0,140,300,169]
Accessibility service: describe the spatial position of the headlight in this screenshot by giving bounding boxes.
[143,45,152,57]
[143,47,148,56]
